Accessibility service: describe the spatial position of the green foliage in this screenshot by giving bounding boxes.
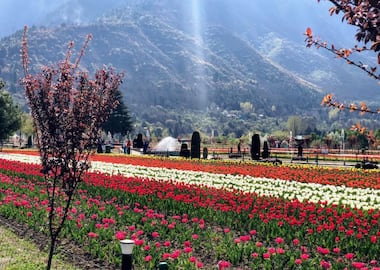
[286,115,310,136]
[374,129,380,140]
[20,113,34,136]
[239,101,254,114]
[102,90,133,136]
[0,81,22,142]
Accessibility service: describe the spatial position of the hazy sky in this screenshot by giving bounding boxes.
[0,0,68,37]
[0,0,354,41]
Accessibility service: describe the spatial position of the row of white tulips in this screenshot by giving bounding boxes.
[1,153,379,210]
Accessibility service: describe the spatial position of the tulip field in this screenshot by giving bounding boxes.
[0,150,379,269]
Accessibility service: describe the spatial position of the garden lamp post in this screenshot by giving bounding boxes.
[120,239,134,270]
[341,128,345,166]
[158,262,169,269]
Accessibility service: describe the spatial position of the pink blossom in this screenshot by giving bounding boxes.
[161,220,168,225]
[162,253,171,259]
[88,232,98,238]
[171,249,181,259]
[115,231,126,240]
[317,246,330,255]
[191,217,199,223]
[263,253,271,259]
[217,260,231,269]
[184,240,191,247]
[333,247,340,253]
[251,252,259,258]
[134,239,144,246]
[275,237,284,244]
[163,241,171,247]
[345,253,355,260]
[234,238,241,244]
[351,262,366,269]
[240,235,250,242]
[371,235,377,243]
[320,260,331,269]
[192,234,199,240]
[184,247,193,253]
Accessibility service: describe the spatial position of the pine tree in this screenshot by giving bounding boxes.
[0,80,21,142]
[102,89,133,136]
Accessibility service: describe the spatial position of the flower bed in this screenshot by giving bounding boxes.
[0,152,379,269]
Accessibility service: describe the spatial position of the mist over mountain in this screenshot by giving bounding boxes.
[0,0,378,136]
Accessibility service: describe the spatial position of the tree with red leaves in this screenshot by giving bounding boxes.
[306,1,380,108]
[306,0,380,81]
[21,26,124,270]
[306,1,380,135]
[306,1,380,151]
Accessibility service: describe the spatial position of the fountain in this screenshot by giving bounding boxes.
[152,137,181,155]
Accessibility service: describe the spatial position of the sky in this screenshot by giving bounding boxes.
[0,0,355,39]
[0,1,68,37]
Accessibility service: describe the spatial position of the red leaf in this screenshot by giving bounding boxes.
[305,27,313,37]
[329,7,336,16]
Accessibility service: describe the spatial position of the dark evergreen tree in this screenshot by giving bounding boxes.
[180,143,190,158]
[262,141,269,159]
[102,89,133,136]
[203,147,208,159]
[191,131,201,159]
[0,80,22,142]
[135,133,144,148]
[251,134,260,160]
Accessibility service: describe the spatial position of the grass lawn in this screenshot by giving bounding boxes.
[0,226,80,270]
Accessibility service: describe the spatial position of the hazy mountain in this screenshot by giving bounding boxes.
[0,0,378,135]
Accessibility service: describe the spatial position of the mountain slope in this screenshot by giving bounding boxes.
[0,14,323,117]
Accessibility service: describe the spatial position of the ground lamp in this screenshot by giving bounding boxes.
[158,262,169,269]
[120,239,134,270]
